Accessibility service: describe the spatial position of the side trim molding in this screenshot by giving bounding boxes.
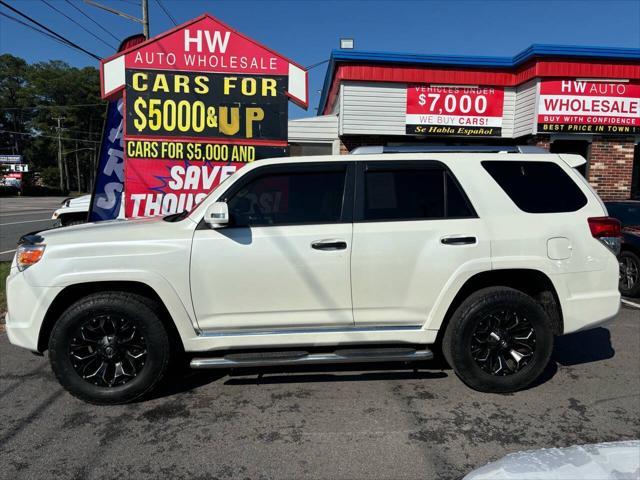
[197,325,423,338]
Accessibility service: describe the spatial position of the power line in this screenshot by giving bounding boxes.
[0,0,102,60]
[63,0,120,43]
[41,0,116,50]
[84,0,149,40]
[154,0,176,26]
[0,130,101,144]
[0,103,106,111]
[60,127,102,136]
[306,59,329,70]
[0,11,82,52]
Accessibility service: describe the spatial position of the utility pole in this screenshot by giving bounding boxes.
[53,116,65,191]
[75,140,81,192]
[84,0,150,39]
[142,0,149,39]
[64,155,70,192]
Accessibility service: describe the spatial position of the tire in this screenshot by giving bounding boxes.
[442,287,554,393]
[49,292,171,405]
[619,250,640,297]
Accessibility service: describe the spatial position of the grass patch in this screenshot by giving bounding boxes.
[0,261,10,316]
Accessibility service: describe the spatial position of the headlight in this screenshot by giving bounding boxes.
[16,244,46,271]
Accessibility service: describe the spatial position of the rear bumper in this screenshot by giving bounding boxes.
[553,256,621,334]
[5,268,62,352]
[561,290,620,334]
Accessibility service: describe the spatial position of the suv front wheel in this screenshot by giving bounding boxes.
[442,287,554,393]
[49,292,171,404]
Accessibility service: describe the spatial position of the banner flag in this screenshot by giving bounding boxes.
[89,34,146,222]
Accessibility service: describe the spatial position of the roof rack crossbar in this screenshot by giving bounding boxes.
[349,145,548,155]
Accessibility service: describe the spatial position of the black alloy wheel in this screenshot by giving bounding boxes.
[442,287,554,393]
[49,292,171,404]
[69,314,148,387]
[470,309,536,376]
[619,250,640,297]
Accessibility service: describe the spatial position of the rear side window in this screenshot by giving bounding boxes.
[482,161,587,213]
[362,165,475,221]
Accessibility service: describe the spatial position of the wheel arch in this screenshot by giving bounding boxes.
[37,281,185,353]
[434,269,564,343]
[621,242,640,255]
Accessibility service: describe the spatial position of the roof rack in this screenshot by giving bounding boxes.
[349,145,548,155]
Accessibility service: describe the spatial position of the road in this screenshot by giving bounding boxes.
[1,305,638,480]
[0,197,62,262]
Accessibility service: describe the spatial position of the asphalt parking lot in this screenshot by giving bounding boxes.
[1,305,638,480]
[0,197,62,262]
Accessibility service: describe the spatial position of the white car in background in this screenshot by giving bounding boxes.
[51,195,91,227]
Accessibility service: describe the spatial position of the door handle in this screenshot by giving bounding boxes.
[311,239,347,251]
[441,235,477,245]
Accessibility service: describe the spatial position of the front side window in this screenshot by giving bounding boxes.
[362,164,474,221]
[227,167,347,227]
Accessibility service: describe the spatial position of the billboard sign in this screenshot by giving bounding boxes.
[5,164,29,172]
[0,154,22,164]
[406,85,504,136]
[537,79,640,134]
[100,14,307,218]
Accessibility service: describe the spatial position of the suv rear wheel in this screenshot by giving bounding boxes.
[442,287,554,393]
[49,292,171,404]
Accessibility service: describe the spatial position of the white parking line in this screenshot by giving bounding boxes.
[621,299,640,309]
[0,210,55,217]
[0,219,53,226]
[0,249,16,255]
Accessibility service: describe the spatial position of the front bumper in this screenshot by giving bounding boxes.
[5,268,63,352]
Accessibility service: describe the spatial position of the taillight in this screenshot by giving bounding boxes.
[588,216,621,255]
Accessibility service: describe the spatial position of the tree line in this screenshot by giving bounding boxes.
[0,53,106,192]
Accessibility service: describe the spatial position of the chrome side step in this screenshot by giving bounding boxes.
[190,347,433,369]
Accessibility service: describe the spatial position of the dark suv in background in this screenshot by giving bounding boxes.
[606,201,640,297]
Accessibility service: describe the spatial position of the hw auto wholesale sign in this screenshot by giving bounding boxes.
[100,14,308,217]
[538,79,640,134]
[406,85,504,136]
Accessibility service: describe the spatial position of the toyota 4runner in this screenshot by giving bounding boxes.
[5,148,622,404]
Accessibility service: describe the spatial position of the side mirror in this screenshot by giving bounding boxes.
[203,202,229,228]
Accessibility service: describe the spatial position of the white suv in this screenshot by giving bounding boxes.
[5,148,621,404]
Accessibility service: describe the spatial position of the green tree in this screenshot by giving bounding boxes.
[0,54,34,155]
[0,54,105,191]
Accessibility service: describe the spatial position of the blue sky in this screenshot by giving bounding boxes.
[1,0,639,118]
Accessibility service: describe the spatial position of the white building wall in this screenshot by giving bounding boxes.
[293,80,540,142]
[288,115,339,142]
[513,79,538,137]
[501,87,516,138]
[340,82,407,136]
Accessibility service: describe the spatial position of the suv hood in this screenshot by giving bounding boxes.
[68,194,91,207]
[34,215,195,247]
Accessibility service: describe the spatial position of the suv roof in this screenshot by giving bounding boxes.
[254,151,587,169]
